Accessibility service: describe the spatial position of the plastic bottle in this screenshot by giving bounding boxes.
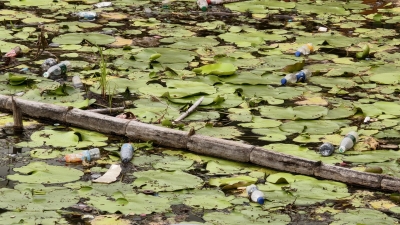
[43,61,71,79]
[281,69,311,86]
[295,43,313,57]
[41,58,57,71]
[319,143,334,157]
[77,11,97,21]
[162,0,170,9]
[207,0,223,4]
[251,190,265,205]
[93,2,112,8]
[246,184,265,205]
[246,184,257,196]
[72,75,83,88]
[65,148,101,163]
[197,0,208,11]
[120,143,134,163]
[338,131,359,153]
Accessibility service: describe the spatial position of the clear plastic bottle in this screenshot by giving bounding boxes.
[65,148,100,163]
[72,75,83,88]
[281,69,311,86]
[319,143,334,157]
[338,131,359,153]
[295,43,313,57]
[77,11,97,21]
[246,184,265,205]
[251,190,265,205]
[162,0,170,9]
[41,58,57,71]
[246,184,257,196]
[197,0,208,11]
[120,143,134,163]
[43,61,71,79]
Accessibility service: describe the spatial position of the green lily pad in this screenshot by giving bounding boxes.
[0,183,79,211]
[133,170,203,191]
[88,193,170,215]
[152,156,194,171]
[193,63,237,76]
[52,32,115,45]
[209,176,257,190]
[30,148,62,159]
[196,126,243,139]
[331,208,397,225]
[8,162,83,184]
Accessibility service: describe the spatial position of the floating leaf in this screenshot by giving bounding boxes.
[8,162,83,184]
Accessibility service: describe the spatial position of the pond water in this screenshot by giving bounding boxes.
[1,0,400,224]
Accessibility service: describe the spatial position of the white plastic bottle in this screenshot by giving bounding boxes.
[281,69,311,86]
[251,190,265,205]
[338,131,359,153]
[77,11,97,21]
[246,184,265,205]
[197,0,208,11]
[295,43,313,57]
[43,61,71,79]
[120,143,134,163]
[72,75,83,88]
[246,184,257,196]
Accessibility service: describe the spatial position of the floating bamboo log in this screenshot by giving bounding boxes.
[0,94,398,192]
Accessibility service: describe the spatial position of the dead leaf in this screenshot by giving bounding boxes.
[364,136,379,150]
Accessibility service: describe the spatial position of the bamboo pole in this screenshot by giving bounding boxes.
[0,94,399,191]
[174,96,204,122]
[11,96,23,132]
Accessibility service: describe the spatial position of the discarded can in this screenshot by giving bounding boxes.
[120,143,134,163]
[93,2,112,8]
[319,143,334,157]
[65,148,101,163]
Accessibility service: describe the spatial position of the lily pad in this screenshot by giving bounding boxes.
[133,170,203,191]
[8,162,84,184]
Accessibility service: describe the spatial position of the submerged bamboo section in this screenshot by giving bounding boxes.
[2,94,399,192]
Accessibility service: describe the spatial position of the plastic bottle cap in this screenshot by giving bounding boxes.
[295,51,302,57]
[280,78,287,86]
[338,146,345,153]
[200,6,207,11]
[43,72,49,78]
[257,197,265,205]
